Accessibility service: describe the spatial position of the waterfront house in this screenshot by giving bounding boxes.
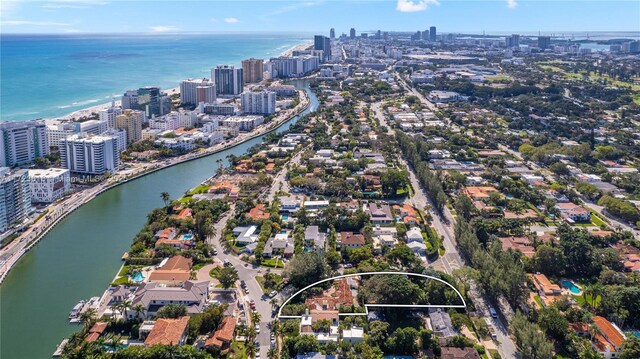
[144,316,190,346]
[84,322,108,343]
[148,255,193,286]
[129,280,208,320]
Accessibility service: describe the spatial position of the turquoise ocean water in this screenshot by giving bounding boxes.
[0,33,309,121]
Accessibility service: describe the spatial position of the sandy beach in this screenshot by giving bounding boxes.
[56,40,313,122]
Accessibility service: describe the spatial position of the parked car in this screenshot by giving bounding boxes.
[269,290,277,298]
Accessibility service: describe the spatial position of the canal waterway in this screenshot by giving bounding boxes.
[0,79,317,359]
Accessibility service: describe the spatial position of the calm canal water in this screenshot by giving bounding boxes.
[0,79,317,359]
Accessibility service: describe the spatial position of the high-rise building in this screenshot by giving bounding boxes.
[269,56,320,78]
[241,58,264,84]
[506,34,520,48]
[46,120,108,149]
[241,91,276,115]
[0,120,48,167]
[314,35,331,62]
[537,36,551,50]
[429,26,437,41]
[116,109,145,144]
[122,87,171,118]
[27,168,70,203]
[0,168,32,232]
[60,133,120,175]
[212,65,244,96]
[99,99,122,128]
[180,78,216,105]
[421,30,429,41]
[350,28,356,39]
[330,28,335,39]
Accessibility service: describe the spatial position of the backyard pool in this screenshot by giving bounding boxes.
[131,272,145,283]
[281,214,289,220]
[561,280,581,294]
[181,234,194,241]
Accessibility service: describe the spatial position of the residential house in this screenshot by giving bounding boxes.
[232,226,259,245]
[530,273,562,296]
[339,232,365,248]
[281,196,302,213]
[303,200,330,211]
[440,347,481,359]
[305,226,327,251]
[300,310,339,343]
[592,316,626,359]
[85,322,108,343]
[556,202,591,223]
[429,309,456,338]
[463,186,498,201]
[204,317,236,352]
[499,237,535,258]
[406,227,424,243]
[366,203,394,225]
[342,326,365,344]
[129,280,209,320]
[144,316,190,346]
[263,232,295,258]
[148,255,193,286]
[247,204,270,221]
[305,279,355,311]
[393,203,420,226]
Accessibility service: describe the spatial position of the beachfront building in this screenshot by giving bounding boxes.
[121,87,171,118]
[0,120,48,167]
[241,58,264,84]
[46,120,109,148]
[98,99,123,128]
[269,56,320,78]
[240,90,276,115]
[0,168,32,232]
[27,168,70,203]
[60,133,120,175]
[180,78,216,105]
[212,65,243,96]
[116,109,145,145]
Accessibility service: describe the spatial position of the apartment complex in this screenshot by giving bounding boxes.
[60,134,120,175]
[27,168,70,203]
[116,109,145,144]
[240,90,276,115]
[0,121,48,167]
[241,58,264,84]
[180,78,216,105]
[212,65,243,96]
[0,168,32,232]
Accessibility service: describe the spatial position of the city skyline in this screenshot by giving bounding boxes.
[1,0,639,34]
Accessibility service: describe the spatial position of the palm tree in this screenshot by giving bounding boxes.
[267,347,277,359]
[132,304,146,321]
[246,340,257,359]
[109,303,119,322]
[160,192,171,207]
[119,300,132,319]
[252,311,261,325]
[79,308,97,331]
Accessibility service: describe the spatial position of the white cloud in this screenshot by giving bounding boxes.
[149,25,179,33]
[396,0,439,13]
[506,0,518,9]
[224,17,239,23]
[3,20,70,26]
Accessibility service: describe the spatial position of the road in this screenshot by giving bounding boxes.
[208,207,281,359]
[266,146,307,203]
[394,74,438,112]
[371,100,518,359]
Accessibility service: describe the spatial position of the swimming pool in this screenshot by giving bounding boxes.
[181,234,194,241]
[131,272,144,283]
[281,214,289,220]
[561,280,580,294]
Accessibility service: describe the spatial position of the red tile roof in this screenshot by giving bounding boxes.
[205,317,236,348]
[593,316,625,349]
[144,316,189,346]
[247,204,270,221]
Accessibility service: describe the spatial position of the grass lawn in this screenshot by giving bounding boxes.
[255,274,284,293]
[488,349,501,359]
[228,342,247,359]
[209,267,221,279]
[261,258,284,268]
[575,293,601,307]
[590,212,608,227]
[189,184,211,195]
[112,276,130,285]
[534,295,543,308]
[0,233,20,248]
[117,265,130,277]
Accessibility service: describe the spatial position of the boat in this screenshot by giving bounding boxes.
[68,300,85,319]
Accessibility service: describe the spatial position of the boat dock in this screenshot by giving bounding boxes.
[52,338,68,357]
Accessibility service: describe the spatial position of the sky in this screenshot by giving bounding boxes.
[1,0,639,35]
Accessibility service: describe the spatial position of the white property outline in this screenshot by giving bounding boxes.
[277,271,467,319]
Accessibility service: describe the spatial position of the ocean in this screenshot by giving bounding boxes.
[0,33,310,121]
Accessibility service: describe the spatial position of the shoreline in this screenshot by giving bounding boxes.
[52,40,313,122]
[0,86,311,285]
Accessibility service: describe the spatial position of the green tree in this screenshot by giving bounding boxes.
[217,266,239,289]
[156,304,188,318]
[510,312,553,359]
[284,252,328,289]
